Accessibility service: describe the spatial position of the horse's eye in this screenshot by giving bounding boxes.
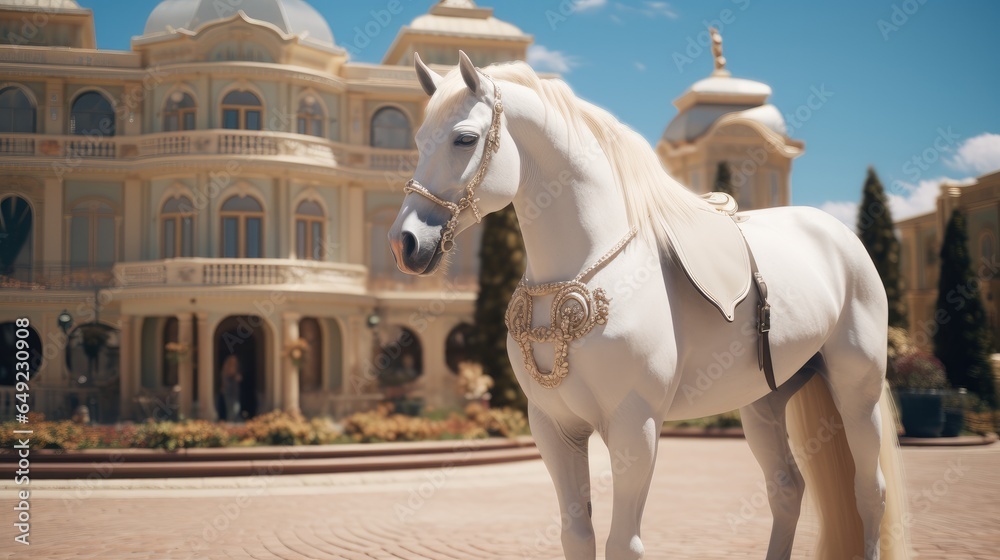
[454,133,479,147]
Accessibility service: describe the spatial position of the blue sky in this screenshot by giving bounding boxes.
[87,0,1000,225]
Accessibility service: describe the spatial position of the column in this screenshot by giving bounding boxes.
[122,177,142,262]
[345,185,365,265]
[197,173,211,257]
[420,321,450,410]
[282,313,301,413]
[122,82,143,136]
[118,315,133,420]
[44,80,61,135]
[274,177,287,259]
[176,313,194,419]
[42,177,63,265]
[196,313,216,420]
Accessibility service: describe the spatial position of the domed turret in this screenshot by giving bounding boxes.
[657,28,804,210]
[383,0,531,66]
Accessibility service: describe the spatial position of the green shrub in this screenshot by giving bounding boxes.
[239,410,340,446]
[133,420,230,450]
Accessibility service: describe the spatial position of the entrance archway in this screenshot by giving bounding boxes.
[214,315,268,420]
[0,322,42,386]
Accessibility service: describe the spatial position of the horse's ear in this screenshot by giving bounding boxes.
[414,52,442,96]
[458,50,480,94]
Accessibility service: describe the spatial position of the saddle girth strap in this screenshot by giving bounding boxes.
[740,234,777,392]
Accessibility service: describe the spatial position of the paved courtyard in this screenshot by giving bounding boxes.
[5,438,998,559]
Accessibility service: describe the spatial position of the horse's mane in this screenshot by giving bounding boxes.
[449,61,710,252]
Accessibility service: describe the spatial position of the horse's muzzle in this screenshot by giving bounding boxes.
[389,227,444,276]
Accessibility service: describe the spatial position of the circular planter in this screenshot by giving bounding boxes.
[941,409,965,437]
[897,389,945,438]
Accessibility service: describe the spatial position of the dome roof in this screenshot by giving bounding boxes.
[143,0,334,46]
[408,0,526,40]
[688,75,772,98]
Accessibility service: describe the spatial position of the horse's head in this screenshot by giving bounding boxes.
[388,51,521,275]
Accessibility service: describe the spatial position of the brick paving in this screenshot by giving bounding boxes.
[3,438,998,559]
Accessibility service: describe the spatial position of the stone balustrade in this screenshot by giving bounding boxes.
[0,130,418,172]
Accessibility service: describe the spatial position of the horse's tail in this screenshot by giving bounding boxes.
[786,376,910,559]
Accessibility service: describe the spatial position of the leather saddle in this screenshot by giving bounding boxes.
[661,191,777,391]
[662,192,751,322]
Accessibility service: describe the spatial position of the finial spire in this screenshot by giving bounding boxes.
[710,27,730,76]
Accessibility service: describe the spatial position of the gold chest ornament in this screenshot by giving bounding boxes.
[505,227,638,389]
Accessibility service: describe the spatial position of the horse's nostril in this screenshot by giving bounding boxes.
[402,231,418,259]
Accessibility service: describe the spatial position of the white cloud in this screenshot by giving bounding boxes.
[818,201,858,231]
[572,0,607,12]
[945,133,1000,176]
[527,45,577,74]
[634,61,646,72]
[615,1,679,19]
[817,175,978,232]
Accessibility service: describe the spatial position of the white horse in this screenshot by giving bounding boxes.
[389,52,909,560]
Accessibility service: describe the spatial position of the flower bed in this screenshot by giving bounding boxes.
[1,405,529,450]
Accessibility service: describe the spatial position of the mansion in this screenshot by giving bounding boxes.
[0,0,802,422]
[897,170,1000,351]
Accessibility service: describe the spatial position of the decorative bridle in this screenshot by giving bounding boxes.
[402,72,504,253]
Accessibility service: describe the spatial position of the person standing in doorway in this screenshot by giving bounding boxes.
[219,354,242,422]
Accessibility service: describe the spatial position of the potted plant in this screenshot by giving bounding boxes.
[941,388,967,437]
[888,352,949,438]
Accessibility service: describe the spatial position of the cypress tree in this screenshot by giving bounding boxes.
[857,167,908,327]
[934,209,997,406]
[713,161,736,198]
[473,204,527,410]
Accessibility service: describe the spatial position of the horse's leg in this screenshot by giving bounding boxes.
[604,394,660,560]
[739,367,815,560]
[528,403,597,560]
[822,340,888,559]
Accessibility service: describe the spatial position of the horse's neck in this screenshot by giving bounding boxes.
[508,88,632,284]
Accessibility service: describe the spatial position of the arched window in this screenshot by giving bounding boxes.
[163,92,196,132]
[296,96,324,137]
[220,195,263,258]
[70,91,115,136]
[0,195,33,275]
[371,107,410,149]
[221,90,262,131]
[69,199,117,268]
[0,87,35,133]
[295,199,324,261]
[161,195,194,258]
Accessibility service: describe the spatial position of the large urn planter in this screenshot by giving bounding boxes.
[896,389,945,438]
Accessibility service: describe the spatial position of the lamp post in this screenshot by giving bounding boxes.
[57,310,73,335]
[57,310,73,384]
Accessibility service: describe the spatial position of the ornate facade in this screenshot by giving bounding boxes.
[0,0,530,421]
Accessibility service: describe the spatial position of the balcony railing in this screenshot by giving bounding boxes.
[0,131,418,173]
[0,264,116,290]
[114,258,368,291]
